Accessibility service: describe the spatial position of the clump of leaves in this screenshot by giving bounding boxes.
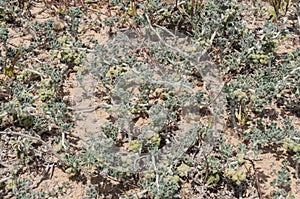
[270,160,292,198]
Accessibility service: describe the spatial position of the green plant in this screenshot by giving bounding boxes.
[268,0,290,21]
[1,0,299,198]
[10,136,33,162]
[84,184,98,199]
[48,0,86,14]
[270,160,292,198]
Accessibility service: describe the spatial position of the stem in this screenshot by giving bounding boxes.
[245,157,264,199]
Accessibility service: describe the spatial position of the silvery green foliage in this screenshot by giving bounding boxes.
[71,26,227,173]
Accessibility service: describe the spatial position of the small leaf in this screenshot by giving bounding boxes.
[127,2,137,17]
[206,175,216,185]
[241,116,247,125]
[267,6,277,18]
[235,111,242,121]
[177,163,190,177]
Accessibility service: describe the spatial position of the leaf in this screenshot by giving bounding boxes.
[267,5,277,18]
[207,173,219,185]
[241,116,247,126]
[206,175,216,184]
[235,111,242,121]
[4,66,14,78]
[11,46,21,67]
[127,1,137,17]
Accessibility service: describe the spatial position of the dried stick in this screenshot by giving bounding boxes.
[245,157,264,199]
[0,176,11,184]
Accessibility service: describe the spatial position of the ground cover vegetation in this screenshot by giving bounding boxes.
[0,0,299,198]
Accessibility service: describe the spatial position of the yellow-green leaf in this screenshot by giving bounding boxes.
[207,175,216,185]
[235,111,242,121]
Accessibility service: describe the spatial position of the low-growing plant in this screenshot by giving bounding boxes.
[84,184,98,199]
[268,0,290,21]
[1,0,299,198]
[270,160,292,198]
